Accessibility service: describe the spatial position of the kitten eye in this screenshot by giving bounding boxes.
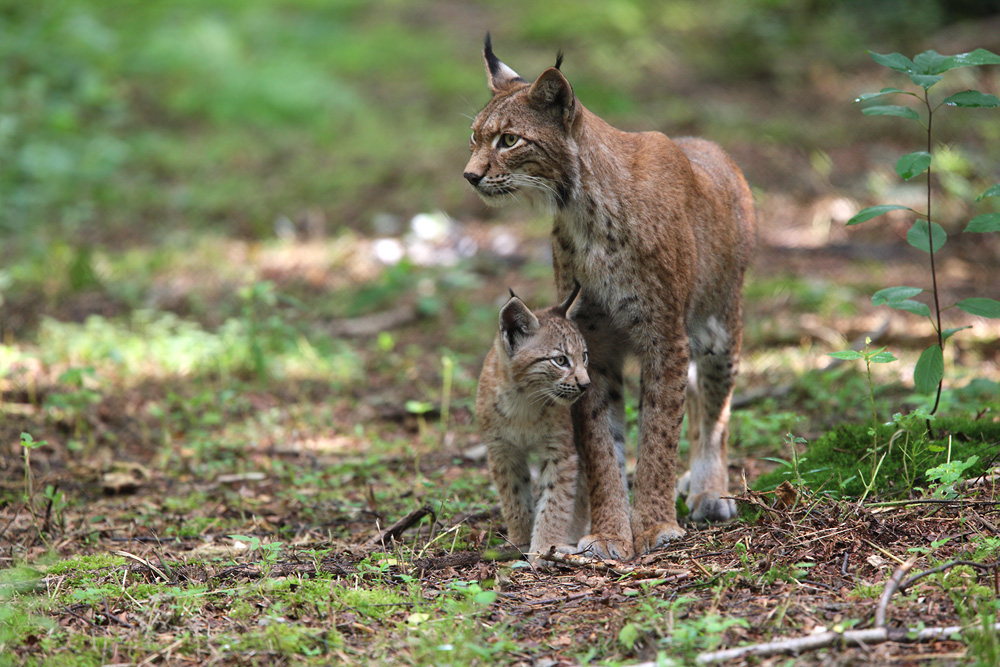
[552,355,569,368]
[499,133,519,148]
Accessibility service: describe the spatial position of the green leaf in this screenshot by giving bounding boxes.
[862,105,920,120]
[908,73,943,89]
[942,48,1000,70]
[913,345,944,394]
[965,213,1000,233]
[472,590,498,605]
[869,350,898,364]
[975,184,1000,201]
[907,219,947,253]
[619,622,640,650]
[913,50,951,74]
[888,299,932,318]
[943,90,1000,108]
[828,350,864,360]
[869,51,915,73]
[847,204,913,225]
[854,88,912,103]
[956,298,1000,319]
[942,326,971,341]
[872,286,923,305]
[895,151,931,180]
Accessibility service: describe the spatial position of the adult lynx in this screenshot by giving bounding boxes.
[476,284,590,564]
[464,36,756,559]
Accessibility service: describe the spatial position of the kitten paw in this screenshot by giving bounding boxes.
[687,491,737,523]
[577,533,634,560]
[634,522,686,555]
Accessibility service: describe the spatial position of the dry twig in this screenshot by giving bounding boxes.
[363,504,435,549]
[539,549,690,581]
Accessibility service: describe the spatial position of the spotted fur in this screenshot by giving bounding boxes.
[465,37,756,559]
[475,285,591,565]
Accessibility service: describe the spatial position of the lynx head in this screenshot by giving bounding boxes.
[497,281,590,407]
[463,34,580,209]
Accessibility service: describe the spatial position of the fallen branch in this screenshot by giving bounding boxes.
[363,505,435,549]
[875,556,917,628]
[688,555,961,664]
[539,549,690,581]
[899,559,1000,596]
[692,623,1000,664]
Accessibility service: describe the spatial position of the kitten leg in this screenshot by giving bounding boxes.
[486,442,534,548]
[529,433,580,565]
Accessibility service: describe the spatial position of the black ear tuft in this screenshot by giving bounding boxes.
[555,50,564,70]
[508,287,517,299]
[553,279,582,318]
[483,32,525,93]
[484,32,496,72]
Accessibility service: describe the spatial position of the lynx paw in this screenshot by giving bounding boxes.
[687,491,737,524]
[634,522,686,555]
[577,533,634,561]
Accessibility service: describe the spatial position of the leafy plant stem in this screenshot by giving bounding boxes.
[923,89,944,418]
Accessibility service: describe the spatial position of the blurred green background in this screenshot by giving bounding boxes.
[3,0,997,242]
[1,0,998,398]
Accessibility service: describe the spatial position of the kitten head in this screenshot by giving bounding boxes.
[463,34,580,209]
[497,282,589,407]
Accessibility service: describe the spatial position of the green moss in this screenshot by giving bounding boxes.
[755,416,1000,498]
[43,553,125,576]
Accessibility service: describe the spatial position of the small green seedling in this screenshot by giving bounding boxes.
[849,48,1000,413]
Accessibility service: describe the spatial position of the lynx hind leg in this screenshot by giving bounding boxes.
[486,444,534,548]
[684,316,739,523]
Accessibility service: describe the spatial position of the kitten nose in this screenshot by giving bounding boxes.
[464,171,484,186]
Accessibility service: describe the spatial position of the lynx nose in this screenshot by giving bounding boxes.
[464,171,484,186]
[577,379,590,393]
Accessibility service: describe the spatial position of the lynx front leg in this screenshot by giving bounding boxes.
[486,443,534,548]
[632,334,689,554]
[574,359,632,560]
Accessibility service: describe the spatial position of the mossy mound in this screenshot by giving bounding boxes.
[754,416,1000,498]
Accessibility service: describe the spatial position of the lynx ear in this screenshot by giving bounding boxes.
[483,33,524,94]
[528,66,575,124]
[552,280,583,320]
[498,295,540,356]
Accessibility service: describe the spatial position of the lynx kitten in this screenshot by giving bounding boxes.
[476,283,591,564]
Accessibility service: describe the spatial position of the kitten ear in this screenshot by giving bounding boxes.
[552,280,583,320]
[498,295,540,356]
[528,66,575,124]
[483,33,524,94]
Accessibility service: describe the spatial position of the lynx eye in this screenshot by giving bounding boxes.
[499,133,520,148]
[552,355,569,368]
[583,351,589,366]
